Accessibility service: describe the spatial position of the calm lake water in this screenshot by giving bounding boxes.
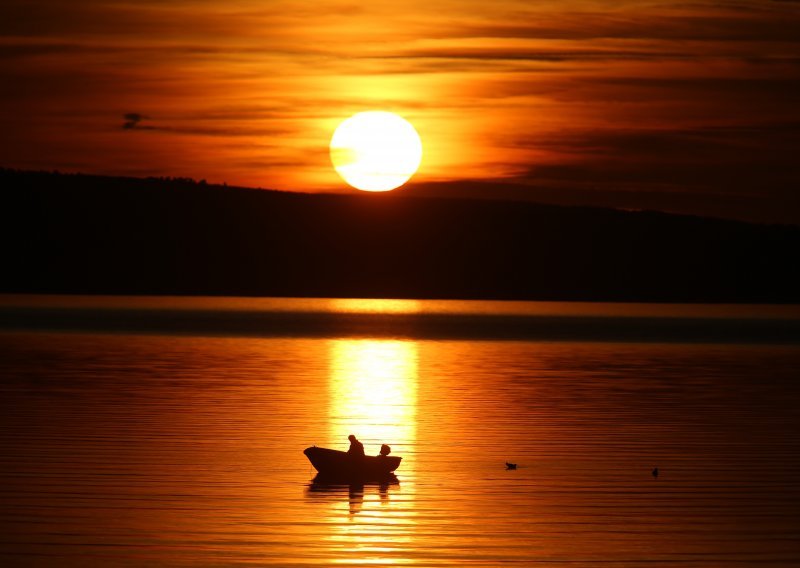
[1,296,799,566]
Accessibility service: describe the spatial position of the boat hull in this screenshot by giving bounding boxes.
[303,446,402,481]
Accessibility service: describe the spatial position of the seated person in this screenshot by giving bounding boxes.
[347,434,365,457]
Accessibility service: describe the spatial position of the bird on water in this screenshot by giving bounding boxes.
[506,462,517,470]
[652,467,659,478]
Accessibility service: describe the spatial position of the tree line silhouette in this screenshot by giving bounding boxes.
[2,168,798,302]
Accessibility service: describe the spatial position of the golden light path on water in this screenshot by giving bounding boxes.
[329,340,418,450]
[327,339,419,565]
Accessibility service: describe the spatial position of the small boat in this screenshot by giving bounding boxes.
[304,446,402,481]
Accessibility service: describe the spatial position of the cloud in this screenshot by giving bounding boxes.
[439,5,800,44]
[515,124,800,199]
[119,111,293,138]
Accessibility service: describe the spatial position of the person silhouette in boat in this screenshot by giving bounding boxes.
[347,434,365,457]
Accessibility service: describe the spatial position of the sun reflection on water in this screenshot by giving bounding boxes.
[323,339,419,565]
[328,339,418,454]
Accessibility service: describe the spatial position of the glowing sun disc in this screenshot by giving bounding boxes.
[330,111,422,192]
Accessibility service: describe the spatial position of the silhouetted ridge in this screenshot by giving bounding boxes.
[1,168,798,301]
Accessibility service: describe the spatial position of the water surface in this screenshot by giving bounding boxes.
[1,297,798,566]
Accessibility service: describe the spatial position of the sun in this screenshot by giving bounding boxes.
[330,111,422,192]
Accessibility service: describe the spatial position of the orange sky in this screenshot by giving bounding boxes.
[1,1,799,221]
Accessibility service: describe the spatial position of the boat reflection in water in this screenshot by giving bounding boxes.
[307,478,396,516]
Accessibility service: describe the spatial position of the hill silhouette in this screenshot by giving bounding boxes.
[1,168,798,302]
